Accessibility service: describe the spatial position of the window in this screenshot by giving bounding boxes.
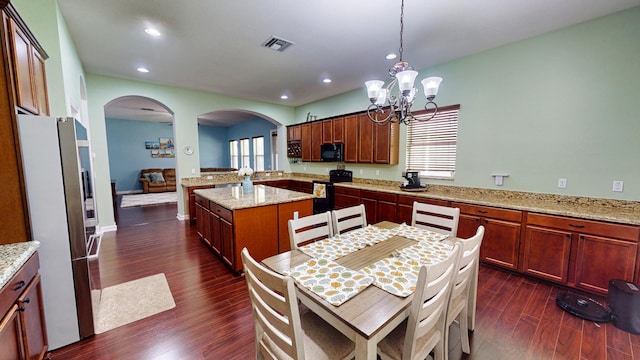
[240,138,250,168]
[406,104,460,179]
[229,140,239,169]
[252,136,265,171]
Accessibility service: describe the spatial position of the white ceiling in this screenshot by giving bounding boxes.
[59,0,640,125]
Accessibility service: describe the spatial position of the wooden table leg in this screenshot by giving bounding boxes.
[355,336,378,360]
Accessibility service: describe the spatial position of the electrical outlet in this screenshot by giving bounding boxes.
[613,180,624,192]
[191,168,196,174]
[376,170,380,176]
[558,178,567,189]
[206,176,213,180]
[359,169,363,175]
[293,211,299,220]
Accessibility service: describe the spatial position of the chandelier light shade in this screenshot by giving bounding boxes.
[365,0,443,125]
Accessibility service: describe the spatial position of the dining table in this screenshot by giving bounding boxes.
[261,221,477,360]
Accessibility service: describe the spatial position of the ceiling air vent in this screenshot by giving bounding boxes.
[262,36,294,52]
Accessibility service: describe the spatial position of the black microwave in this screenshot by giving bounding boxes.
[320,143,344,162]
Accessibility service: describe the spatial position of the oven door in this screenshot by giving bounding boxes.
[312,181,334,214]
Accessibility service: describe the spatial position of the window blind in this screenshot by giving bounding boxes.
[406,104,460,179]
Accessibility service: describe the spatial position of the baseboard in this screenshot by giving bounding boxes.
[176,213,188,221]
[100,224,118,233]
[117,190,143,195]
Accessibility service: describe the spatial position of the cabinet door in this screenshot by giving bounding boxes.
[32,50,48,116]
[377,200,397,223]
[9,19,38,114]
[361,197,377,224]
[18,274,47,360]
[311,121,322,161]
[357,113,373,163]
[343,115,358,163]
[210,213,222,256]
[334,194,360,209]
[373,122,396,164]
[301,124,311,161]
[0,305,23,360]
[332,117,344,143]
[322,120,333,144]
[221,219,234,269]
[457,214,481,239]
[575,234,637,294]
[481,218,521,270]
[195,202,205,238]
[522,226,572,283]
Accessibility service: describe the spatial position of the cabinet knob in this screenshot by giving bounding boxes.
[13,280,25,291]
[24,297,31,304]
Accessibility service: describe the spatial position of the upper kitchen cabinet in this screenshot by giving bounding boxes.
[4,6,49,116]
[0,3,49,244]
[332,116,344,143]
[343,114,358,163]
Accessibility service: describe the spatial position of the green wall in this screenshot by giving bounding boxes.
[294,7,640,201]
[12,1,640,232]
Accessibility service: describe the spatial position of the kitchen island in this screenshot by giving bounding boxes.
[193,185,314,272]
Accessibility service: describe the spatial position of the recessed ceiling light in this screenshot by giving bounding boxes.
[144,28,161,37]
[137,67,150,73]
[386,53,397,60]
[323,78,332,84]
[280,95,289,100]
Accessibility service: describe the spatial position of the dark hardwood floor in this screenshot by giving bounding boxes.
[51,201,640,359]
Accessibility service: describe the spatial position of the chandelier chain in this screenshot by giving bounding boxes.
[399,0,404,61]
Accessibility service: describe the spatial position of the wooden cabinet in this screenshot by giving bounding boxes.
[360,190,397,224]
[334,186,360,209]
[187,185,216,224]
[0,3,51,245]
[357,113,374,163]
[301,123,311,162]
[195,193,312,272]
[332,117,344,143]
[396,195,449,225]
[524,213,639,294]
[286,124,302,158]
[0,253,48,360]
[374,122,399,164]
[287,125,301,141]
[343,115,358,163]
[311,122,322,161]
[322,120,333,144]
[454,202,522,271]
[6,15,48,115]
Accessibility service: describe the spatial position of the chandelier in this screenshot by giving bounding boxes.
[365,0,443,125]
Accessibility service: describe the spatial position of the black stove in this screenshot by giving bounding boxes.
[313,170,353,214]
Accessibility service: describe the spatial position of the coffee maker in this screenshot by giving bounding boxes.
[402,171,425,189]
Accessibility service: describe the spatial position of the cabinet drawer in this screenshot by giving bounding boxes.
[334,186,360,196]
[0,253,39,313]
[527,213,639,242]
[360,190,397,202]
[195,194,209,207]
[398,195,448,207]
[453,202,522,222]
[210,203,233,223]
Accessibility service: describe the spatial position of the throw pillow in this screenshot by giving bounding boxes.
[149,172,165,183]
[143,173,151,181]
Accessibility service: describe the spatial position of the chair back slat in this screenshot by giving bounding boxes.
[332,204,367,235]
[288,212,333,250]
[411,202,460,237]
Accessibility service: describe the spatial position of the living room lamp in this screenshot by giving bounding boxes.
[365,0,443,125]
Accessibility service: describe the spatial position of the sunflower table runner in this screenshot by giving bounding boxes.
[286,258,374,306]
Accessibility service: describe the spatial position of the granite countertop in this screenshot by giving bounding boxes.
[0,241,40,290]
[183,172,639,226]
[194,185,315,210]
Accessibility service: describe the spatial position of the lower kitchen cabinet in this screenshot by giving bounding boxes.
[0,253,48,360]
[334,186,360,210]
[195,194,312,272]
[360,189,397,224]
[454,202,522,271]
[524,213,639,294]
[187,184,215,224]
[396,195,449,225]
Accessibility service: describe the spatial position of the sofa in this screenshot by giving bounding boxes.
[140,168,176,193]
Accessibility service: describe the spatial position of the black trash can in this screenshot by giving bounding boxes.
[608,279,640,334]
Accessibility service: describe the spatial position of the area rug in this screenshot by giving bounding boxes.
[121,192,177,208]
[93,273,176,334]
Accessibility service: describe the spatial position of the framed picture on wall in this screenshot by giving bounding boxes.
[165,150,175,158]
[159,137,174,150]
[151,150,160,158]
[146,141,160,149]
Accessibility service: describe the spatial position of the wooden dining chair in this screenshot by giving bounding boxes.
[331,204,367,235]
[241,248,355,360]
[288,211,333,250]
[411,202,460,237]
[377,243,462,360]
[443,225,485,360]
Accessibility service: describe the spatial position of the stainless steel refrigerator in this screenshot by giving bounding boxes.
[17,115,96,349]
